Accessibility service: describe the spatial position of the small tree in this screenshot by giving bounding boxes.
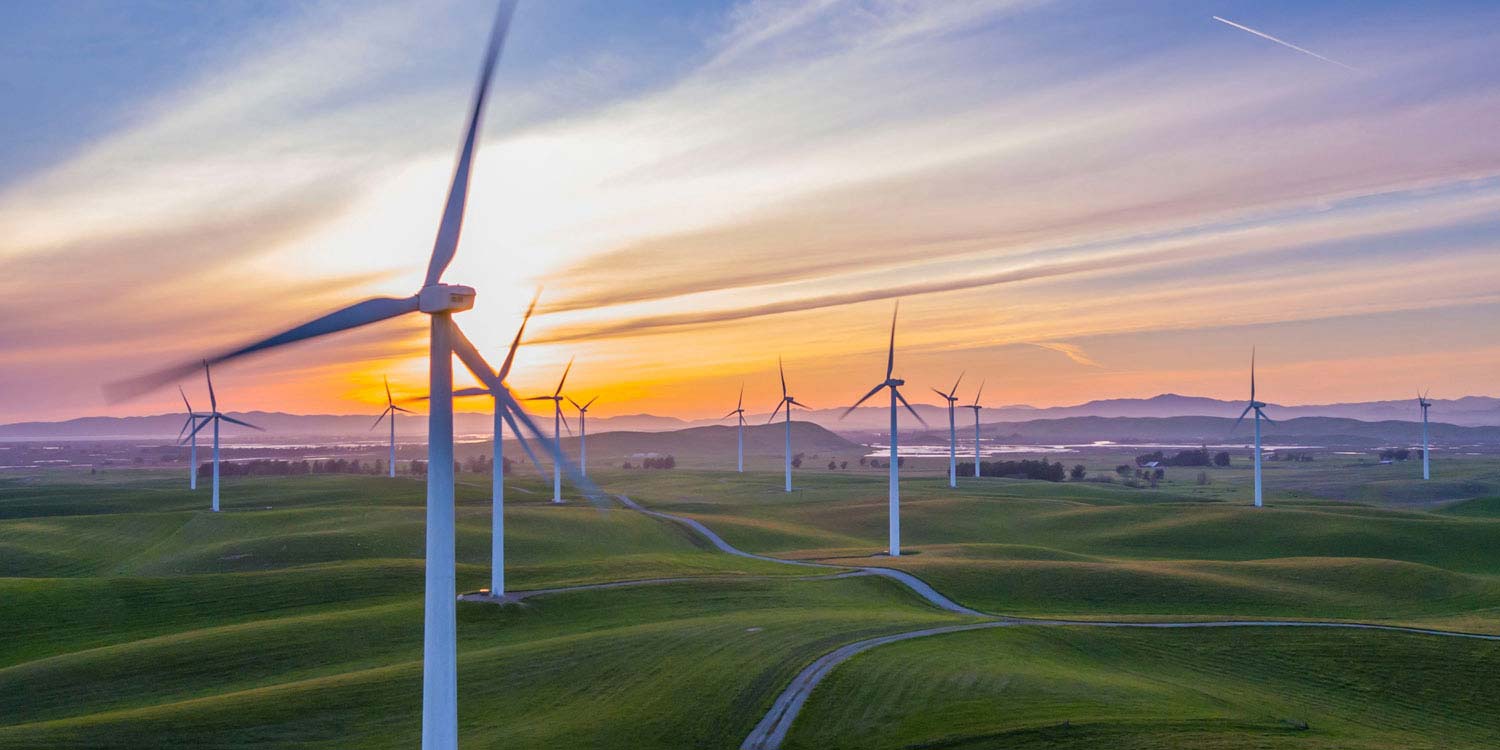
[1115,464,1131,477]
[840,461,848,470]
[858,457,868,467]
[791,456,803,469]
[828,460,837,471]
[1196,470,1211,486]
[1069,464,1087,480]
[1214,451,1231,467]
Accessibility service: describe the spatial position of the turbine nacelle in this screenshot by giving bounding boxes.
[886,378,904,387]
[418,284,476,314]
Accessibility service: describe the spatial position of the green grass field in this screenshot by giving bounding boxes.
[4,455,1499,748]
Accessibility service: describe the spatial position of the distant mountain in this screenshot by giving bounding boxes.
[958,415,1500,449]
[4,393,1497,441]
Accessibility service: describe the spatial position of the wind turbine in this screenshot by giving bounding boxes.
[181,363,263,512]
[526,359,573,503]
[842,302,926,556]
[963,380,984,478]
[1231,349,1274,508]
[177,386,207,490]
[767,359,811,492]
[568,394,598,477]
[371,376,414,478]
[1418,390,1433,481]
[724,384,746,473]
[101,6,601,747]
[445,295,549,600]
[931,372,964,488]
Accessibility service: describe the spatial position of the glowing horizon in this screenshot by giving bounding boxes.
[3,1,1498,423]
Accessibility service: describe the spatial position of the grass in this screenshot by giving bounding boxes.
[5,456,1500,747]
[785,625,1500,750]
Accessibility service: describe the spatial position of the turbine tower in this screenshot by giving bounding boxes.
[1231,349,1274,508]
[1418,390,1433,481]
[177,386,207,490]
[182,363,263,512]
[842,302,926,556]
[963,380,984,478]
[526,359,573,503]
[767,359,811,492]
[101,7,601,746]
[931,373,964,488]
[568,394,598,477]
[724,384,746,473]
[370,376,414,478]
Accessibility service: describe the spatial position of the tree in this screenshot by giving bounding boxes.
[828,460,837,471]
[1213,451,1231,467]
[1196,470,1211,486]
[1115,465,1132,477]
[1070,464,1087,481]
[840,461,848,470]
[858,457,868,467]
[791,456,803,469]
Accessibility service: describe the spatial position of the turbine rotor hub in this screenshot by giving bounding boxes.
[419,284,477,314]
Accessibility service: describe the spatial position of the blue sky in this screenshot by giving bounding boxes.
[2,0,1497,421]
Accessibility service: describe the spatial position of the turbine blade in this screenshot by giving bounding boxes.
[178,415,193,441]
[498,392,611,508]
[450,388,492,398]
[930,387,949,400]
[584,395,598,409]
[767,400,785,424]
[948,371,965,399]
[894,388,927,426]
[384,375,393,407]
[778,357,787,399]
[497,402,551,483]
[886,300,898,380]
[423,0,518,287]
[448,320,502,390]
[1257,408,1276,426]
[181,416,212,444]
[1231,405,1252,434]
[737,382,744,412]
[841,383,886,419]
[1250,347,1256,402]
[559,408,573,436]
[391,405,417,413]
[554,357,573,397]
[522,396,555,401]
[567,396,581,410]
[204,362,216,412]
[106,295,422,402]
[789,399,812,409]
[218,415,264,431]
[973,379,985,406]
[178,385,193,414]
[723,409,739,420]
[371,407,391,431]
[496,289,539,382]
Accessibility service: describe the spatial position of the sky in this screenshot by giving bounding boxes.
[2,0,1498,423]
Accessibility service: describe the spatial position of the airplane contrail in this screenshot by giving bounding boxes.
[1212,15,1360,72]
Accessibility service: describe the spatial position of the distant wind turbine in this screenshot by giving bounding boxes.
[370,376,414,478]
[568,394,598,477]
[725,384,746,473]
[444,295,550,599]
[177,386,207,490]
[964,381,985,478]
[1418,390,1433,481]
[768,359,811,492]
[1231,349,1274,508]
[931,372,964,488]
[526,359,574,503]
[182,362,263,512]
[104,5,603,746]
[842,302,926,556]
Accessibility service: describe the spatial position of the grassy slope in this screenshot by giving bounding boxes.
[604,464,1500,630]
[785,625,1500,750]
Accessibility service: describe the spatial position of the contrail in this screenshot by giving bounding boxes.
[1212,15,1360,72]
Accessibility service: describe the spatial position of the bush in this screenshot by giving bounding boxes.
[1069,464,1087,480]
[956,460,1066,482]
[1214,451,1231,467]
[1135,448,1211,468]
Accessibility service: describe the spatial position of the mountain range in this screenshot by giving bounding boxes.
[3,393,1497,440]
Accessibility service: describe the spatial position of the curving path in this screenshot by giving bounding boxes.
[603,495,1500,749]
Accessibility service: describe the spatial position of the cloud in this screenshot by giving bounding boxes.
[1212,16,1360,72]
[1029,342,1103,368]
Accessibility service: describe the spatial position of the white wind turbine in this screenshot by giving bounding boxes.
[103,6,602,746]
[181,363,263,512]
[724,384,746,473]
[767,359,811,493]
[525,359,573,503]
[1418,390,1433,481]
[370,376,415,478]
[568,394,598,477]
[842,302,926,556]
[931,373,964,488]
[963,380,984,478]
[446,296,551,600]
[177,386,208,490]
[1231,349,1274,508]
